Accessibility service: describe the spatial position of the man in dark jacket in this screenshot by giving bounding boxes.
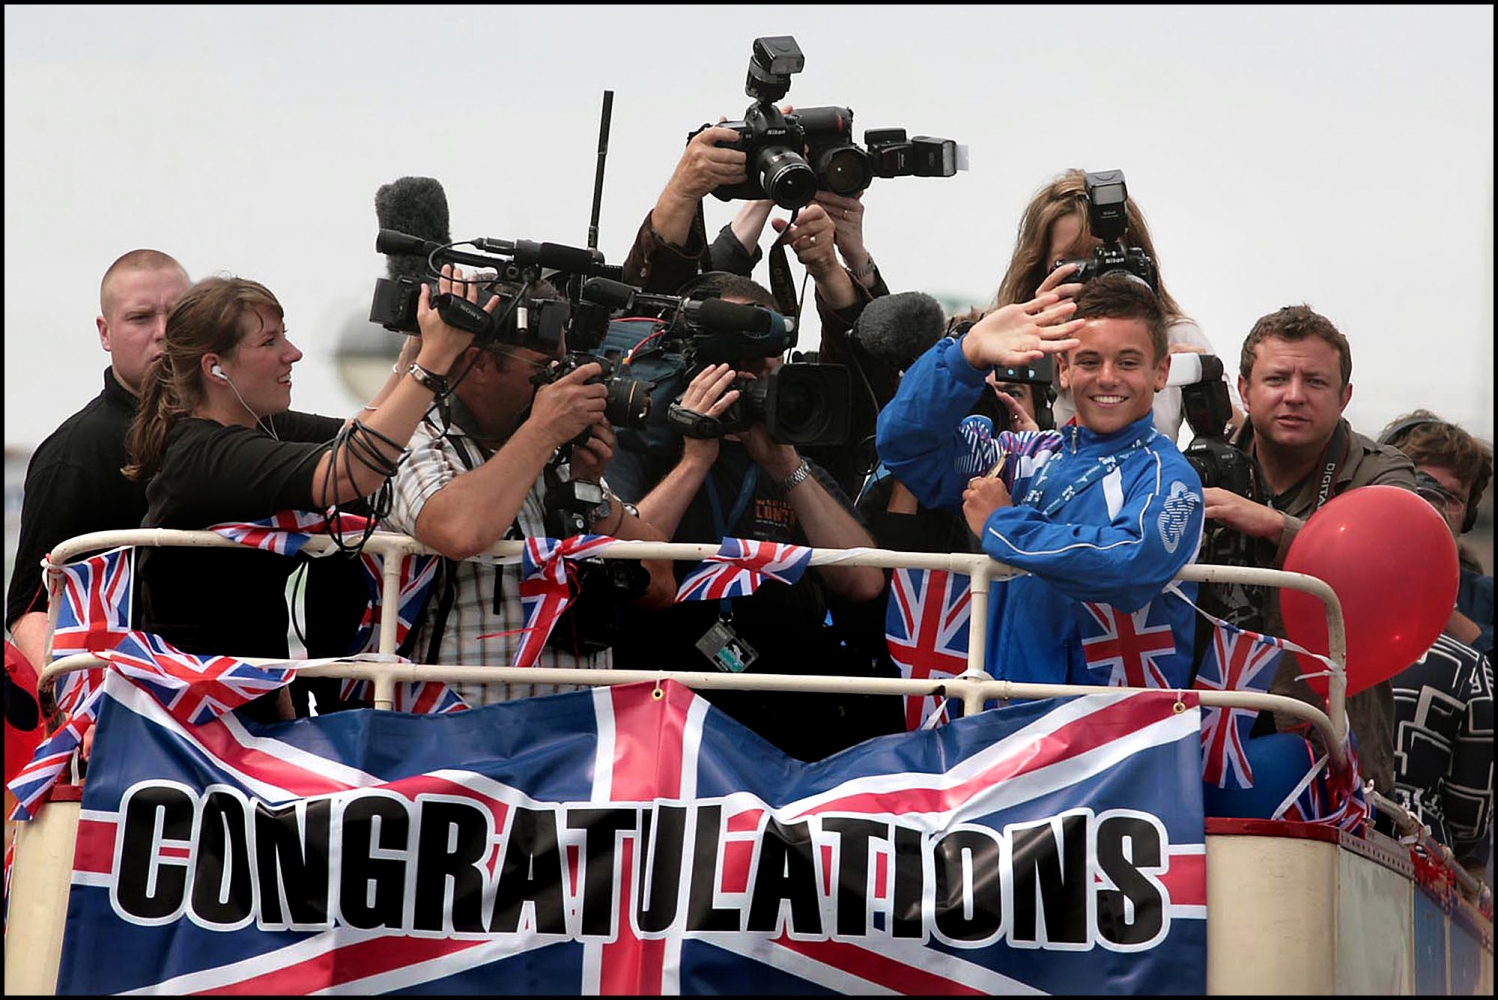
[1202,305,1417,793]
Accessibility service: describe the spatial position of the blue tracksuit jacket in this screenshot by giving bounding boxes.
[876,336,1205,687]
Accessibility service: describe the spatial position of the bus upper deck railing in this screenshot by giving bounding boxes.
[38,527,1350,768]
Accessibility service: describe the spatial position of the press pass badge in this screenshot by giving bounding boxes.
[696,620,758,673]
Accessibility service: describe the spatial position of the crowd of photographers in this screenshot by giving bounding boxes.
[5,37,1490,874]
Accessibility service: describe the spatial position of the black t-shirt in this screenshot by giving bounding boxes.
[611,443,901,759]
[138,411,343,660]
[7,369,146,628]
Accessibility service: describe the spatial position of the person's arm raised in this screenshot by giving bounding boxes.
[310,265,480,505]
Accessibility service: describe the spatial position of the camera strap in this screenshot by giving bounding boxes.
[765,208,802,325]
[1311,419,1351,512]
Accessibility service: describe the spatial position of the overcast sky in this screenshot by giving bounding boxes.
[5,4,1493,450]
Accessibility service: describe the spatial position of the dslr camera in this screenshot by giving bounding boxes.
[530,352,652,435]
[1180,356,1256,499]
[1179,355,1268,627]
[696,35,962,209]
[1052,170,1159,293]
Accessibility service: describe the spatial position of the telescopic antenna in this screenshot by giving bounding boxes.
[587,90,614,253]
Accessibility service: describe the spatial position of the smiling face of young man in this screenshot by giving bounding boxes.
[1057,315,1169,436]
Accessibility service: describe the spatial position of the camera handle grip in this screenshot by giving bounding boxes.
[668,402,724,440]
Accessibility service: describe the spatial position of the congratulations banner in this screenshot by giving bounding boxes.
[59,674,1207,994]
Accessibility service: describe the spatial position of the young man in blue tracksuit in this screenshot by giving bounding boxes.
[876,272,1205,688]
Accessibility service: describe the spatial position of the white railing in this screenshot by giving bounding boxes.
[38,527,1349,766]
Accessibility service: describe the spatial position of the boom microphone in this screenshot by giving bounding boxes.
[851,290,949,371]
[374,177,451,282]
[472,237,600,275]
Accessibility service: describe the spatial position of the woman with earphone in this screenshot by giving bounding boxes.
[123,266,481,721]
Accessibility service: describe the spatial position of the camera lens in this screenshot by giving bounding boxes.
[756,147,817,209]
[816,146,871,196]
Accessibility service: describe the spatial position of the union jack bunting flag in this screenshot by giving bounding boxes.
[56,672,1208,994]
[5,682,105,821]
[208,509,372,556]
[1271,731,1370,835]
[1194,618,1284,789]
[210,512,464,715]
[885,567,971,731]
[49,545,135,716]
[1079,600,1177,689]
[515,534,618,668]
[675,537,813,603]
[98,629,296,727]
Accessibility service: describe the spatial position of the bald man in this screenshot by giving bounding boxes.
[6,249,190,673]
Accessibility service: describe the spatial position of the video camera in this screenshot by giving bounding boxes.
[578,277,850,450]
[1052,170,1159,293]
[368,228,617,350]
[694,35,963,209]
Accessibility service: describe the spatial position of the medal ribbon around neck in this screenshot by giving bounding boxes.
[1023,428,1158,517]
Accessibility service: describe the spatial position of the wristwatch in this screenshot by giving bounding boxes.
[586,491,613,524]
[774,458,813,496]
[850,254,878,283]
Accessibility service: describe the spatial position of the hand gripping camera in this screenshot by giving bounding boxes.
[695,35,963,210]
[1052,170,1159,293]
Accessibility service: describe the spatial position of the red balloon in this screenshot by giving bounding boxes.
[1280,485,1458,699]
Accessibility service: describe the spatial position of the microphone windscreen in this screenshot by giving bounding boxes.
[375,177,451,281]
[581,277,637,309]
[853,290,949,370]
[694,297,772,334]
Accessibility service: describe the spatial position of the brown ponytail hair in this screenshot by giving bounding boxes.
[123,277,284,481]
[993,169,1185,320]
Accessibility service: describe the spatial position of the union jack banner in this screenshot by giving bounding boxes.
[55,672,1208,994]
[885,567,971,731]
[208,509,372,556]
[1194,618,1284,789]
[514,534,618,668]
[675,537,813,603]
[1079,600,1177,689]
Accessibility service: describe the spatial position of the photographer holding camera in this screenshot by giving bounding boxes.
[993,169,1240,443]
[382,276,675,704]
[606,271,896,761]
[1199,305,1417,793]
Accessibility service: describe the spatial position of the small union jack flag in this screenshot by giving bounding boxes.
[100,630,296,728]
[885,567,971,731]
[6,681,106,821]
[349,551,441,655]
[49,545,135,717]
[1079,600,1177,689]
[514,534,618,668]
[1194,619,1283,789]
[208,509,372,556]
[1272,730,1370,835]
[674,537,812,603]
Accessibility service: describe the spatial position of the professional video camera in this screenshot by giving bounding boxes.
[1052,170,1159,293]
[695,35,963,209]
[578,276,850,450]
[368,228,617,347]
